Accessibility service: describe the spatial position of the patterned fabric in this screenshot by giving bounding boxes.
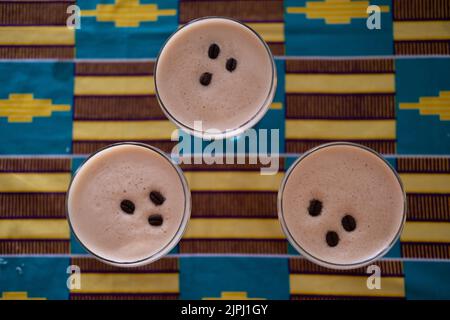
[1,0,450,300]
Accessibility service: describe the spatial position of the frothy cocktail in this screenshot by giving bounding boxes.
[278,143,406,269]
[67,143,190,266]
[155,17,276,139]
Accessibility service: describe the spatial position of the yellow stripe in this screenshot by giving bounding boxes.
[394,21,450,40]
[0,27,74,45]
[0,219,70,239]
[0,173,71,192]
[420,108,450,115]
[71,273,179,293]
[270,102,283,110]
[400,174,450,194]
[421,96,450,104]
[285,120,396,139]
[290,274,405,297]
[286,3,389,24]
[286,74,395,94]
[7,117,32,122]
[0,104,71,114]
[74,76,155,95]
[0,93,71,123]
[399,92,450,121]
[183,218,285,239]
[184,171,283,191]
[401,222,450,243]
[402,103,450,110]
[82,11,176,18]
[246,23,284,42]
[204,291,265,300]
[0,292,46,300]
[73,120,177,140]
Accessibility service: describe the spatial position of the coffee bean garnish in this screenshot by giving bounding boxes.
[120,200,135,214]
[308,199,322,217]
[150,191,165,206]
[208,43,220,59]
[342,215,357,232]
[226,58,237,72]
[200,72,212,86]
[326,231,339,247]
[148,214,163,227]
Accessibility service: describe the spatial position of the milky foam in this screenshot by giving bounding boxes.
[67,144,189,265]
[155,18,275,135]
[280,144,405,268]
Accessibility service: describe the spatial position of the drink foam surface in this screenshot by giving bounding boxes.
[155,18,275,133]
[281,144,405,267]
[68,144,187,264]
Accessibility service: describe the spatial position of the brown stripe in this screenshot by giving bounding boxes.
[0,158,71,173]
[74,96,165,120]
[286,94,395,119]
[286,140,396,154]
[191,192,277,218]
[291,294,404,300]
[70,293,178,300]
[0,193,66,219]
[289,258,404,276]
[402,243,450,259]
[393,0,450,20]
[406,194,450,222]
[179,0,284,23]
[72,141,177,155]
[0,240,69,254]
[71,257,178,273]
[0,46,74,59]
[0,2,75,26]
[268,42,284,55]
[179,239,288,254]
[285,59,395,74]
[397,158,450,173]
[75,62,154,76]
[395,41,450,55]
[180,157,284,171]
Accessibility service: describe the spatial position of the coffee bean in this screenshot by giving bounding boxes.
[200,72,212,86]
[150,191,165,206]
[120,200,135,214]
[326,231,339,247]
[226,58,237,72]
[342,215,357,232]
[148,214,163,226]
[208,43,220,59]
[308,199,322,217]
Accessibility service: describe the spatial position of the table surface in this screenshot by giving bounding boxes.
[0,0,450,300]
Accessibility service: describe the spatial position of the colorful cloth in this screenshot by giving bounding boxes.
[0,0,450,300]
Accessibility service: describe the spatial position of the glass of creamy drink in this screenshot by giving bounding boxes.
[66,143,191,267]
[154,17,277,139]
[278,142,406,269]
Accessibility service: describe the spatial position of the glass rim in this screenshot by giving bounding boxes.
[153,16,277,140]
[277,141,407,270]
[65,142,191,267]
